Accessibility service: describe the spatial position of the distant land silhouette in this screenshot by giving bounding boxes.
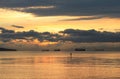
[54,49,61,51]
[74,48,86,51]
[95,49,104,51]
[41,49,50,51]
[0,48,16,51]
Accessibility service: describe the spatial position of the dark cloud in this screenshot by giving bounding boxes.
[0,0,120,18]
[61,16,104,21]
[0,27,120,43]
[12,25,24,28]
[0,0,53,8]
[0,27,15,33]
[0,28,61,42]
[59,29,120,42]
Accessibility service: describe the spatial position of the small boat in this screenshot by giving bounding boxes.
[0,48,16,51]
[74,48,86,51]
[54,49,61,51]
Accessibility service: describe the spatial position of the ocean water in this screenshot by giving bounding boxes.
[0,51,120,79]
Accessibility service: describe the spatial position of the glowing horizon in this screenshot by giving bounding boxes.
[0,8,120,33]
[0,0,120,50]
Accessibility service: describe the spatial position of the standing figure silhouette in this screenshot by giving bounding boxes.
[70,53,72,58]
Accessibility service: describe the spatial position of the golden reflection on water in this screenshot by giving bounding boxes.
[0,51,120,79]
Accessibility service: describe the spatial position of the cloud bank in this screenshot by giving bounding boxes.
[0,27,120,43]
[0,0,120,19]
[0,27,120,50]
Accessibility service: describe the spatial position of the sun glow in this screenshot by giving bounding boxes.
[33,39,58,46]
[0,8,120,33]
[11,39,58,47]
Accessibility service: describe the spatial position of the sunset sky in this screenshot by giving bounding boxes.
[0,0,120,50]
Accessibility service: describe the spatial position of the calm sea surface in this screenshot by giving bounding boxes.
[0,51,120,79]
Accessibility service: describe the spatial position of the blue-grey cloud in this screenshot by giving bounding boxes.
[0,27,14,33]
[0,28,61,42]
[59,29,120,42]
[12,25,24,28]
[0,0,120,18]
[61,16,104,21]
[0,27,120,43]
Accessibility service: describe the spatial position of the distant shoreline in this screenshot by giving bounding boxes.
[0,48,17,51]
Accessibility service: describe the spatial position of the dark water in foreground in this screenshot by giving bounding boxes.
[0,51,120,79]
